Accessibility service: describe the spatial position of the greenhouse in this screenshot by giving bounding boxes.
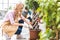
[0,0,60,40]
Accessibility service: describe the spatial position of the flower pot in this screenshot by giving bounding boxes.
[30,30,40,40]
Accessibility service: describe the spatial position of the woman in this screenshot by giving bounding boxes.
[1,3,32,40]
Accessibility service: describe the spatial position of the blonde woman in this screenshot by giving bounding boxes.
[1,3,32,40]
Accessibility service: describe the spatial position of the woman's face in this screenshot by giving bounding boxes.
[18,4,24,12]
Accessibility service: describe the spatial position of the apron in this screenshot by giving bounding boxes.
[1,15,24,37]
[1,20,18,37]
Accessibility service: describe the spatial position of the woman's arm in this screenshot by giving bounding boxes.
[8,12,23,26]
[12,23,23,26]
[21,15,33,29]
[21,15,31,25]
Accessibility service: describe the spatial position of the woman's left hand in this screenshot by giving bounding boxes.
[28,25,33,29]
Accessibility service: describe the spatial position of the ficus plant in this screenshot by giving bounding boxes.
[25,0,60,40]
[38,0,60,40]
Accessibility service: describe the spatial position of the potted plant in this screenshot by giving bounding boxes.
[25,0,60,40]
[25,0,41,40]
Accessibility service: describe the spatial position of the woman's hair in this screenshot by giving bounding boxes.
[14,3,24,20]
[15,3,24,10]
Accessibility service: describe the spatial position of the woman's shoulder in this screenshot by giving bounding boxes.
[7,10,14,15]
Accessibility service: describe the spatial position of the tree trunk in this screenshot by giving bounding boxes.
[56,29,58,40]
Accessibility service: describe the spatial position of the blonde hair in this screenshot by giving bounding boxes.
[15,3,24,10]
[14,3,24,20]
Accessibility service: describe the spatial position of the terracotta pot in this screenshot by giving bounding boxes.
[30,30,40,40]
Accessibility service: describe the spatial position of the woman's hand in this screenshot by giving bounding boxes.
[23,22,33,29]
[28,25,33,29]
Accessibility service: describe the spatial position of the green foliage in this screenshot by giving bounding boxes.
[36,0,60,28]
[39,28,53,40]
[25,0,34,9]
[25,0,60,40]
[38,0,60,39]
[25,0,39,10]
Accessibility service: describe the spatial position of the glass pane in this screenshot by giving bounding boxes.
[9,0,20,3]
[3,0,8,3]
[0,0,2,3]
[3,4,8,10]
[20,0,26,4]
[9,3,16,9]
[0,4,2,10]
